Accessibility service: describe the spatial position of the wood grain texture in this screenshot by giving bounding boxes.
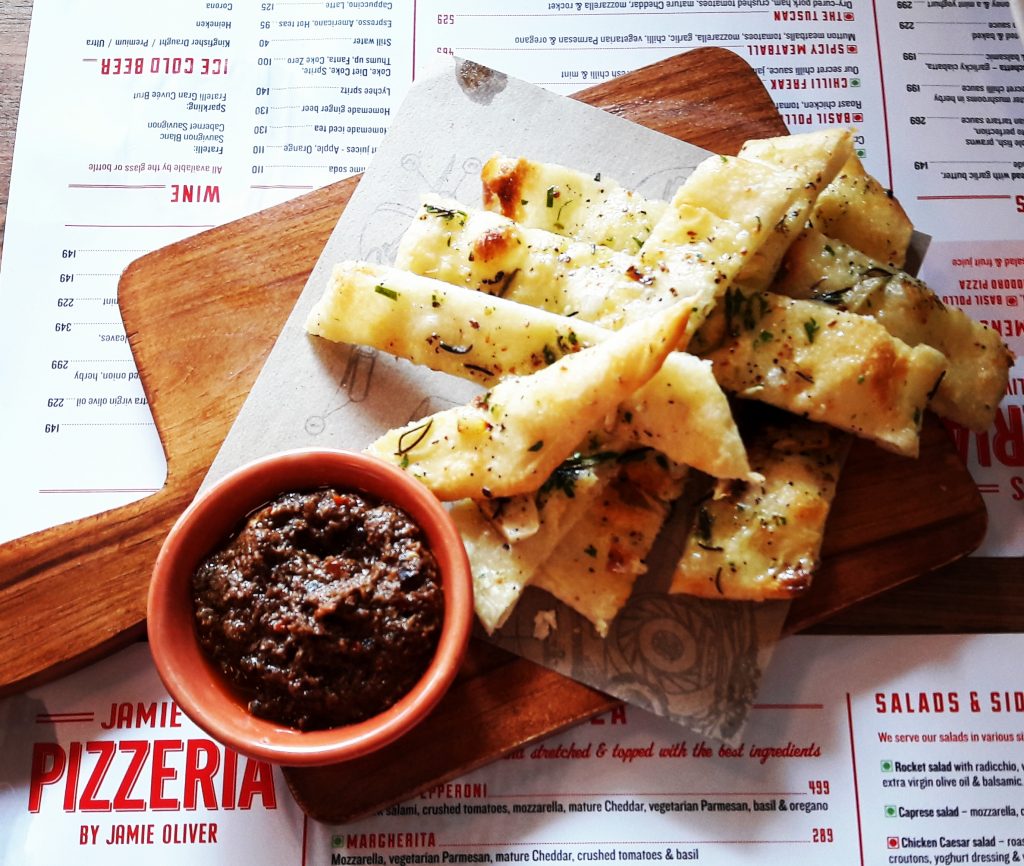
[0,47,993,812]
[0,0,32,261]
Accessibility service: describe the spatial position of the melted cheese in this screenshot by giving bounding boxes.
[452,463,611,634]
[535,452,687,636]
[702,291,947,456]
[670,420,850,601]
[481,155,666,252]
[307,260,750,479]
[776,229,1013,431]
[365,299,690,499]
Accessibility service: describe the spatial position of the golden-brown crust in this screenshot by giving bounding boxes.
[669,419,850,601]
[472,225,517,264]
[862,339,908,407]
[481,156,527,220]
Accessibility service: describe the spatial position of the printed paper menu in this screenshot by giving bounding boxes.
[0,0,1020,553]
[6,633,1024,864]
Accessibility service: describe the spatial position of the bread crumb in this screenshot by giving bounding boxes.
[533,610,557,640]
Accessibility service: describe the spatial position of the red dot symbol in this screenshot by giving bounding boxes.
[888,838,900,850]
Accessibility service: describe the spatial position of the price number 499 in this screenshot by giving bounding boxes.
[808,780,830,795]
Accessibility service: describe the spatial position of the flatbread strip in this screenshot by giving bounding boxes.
[774,229,1013,432]
[690,127,853,291]
[396,192,751,338]
[482,129,855,292]
[670,417,850,601]
[364,298,690,500]
[451,455,615,634]
[813,155,914,268]
[461,447,686,635]
[398,192,942,457]
[307,260,749,479]
[533,449,688,637]
[480,155,667,252]
[701,289,947,457]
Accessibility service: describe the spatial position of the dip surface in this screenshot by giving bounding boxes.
[192,488,444,730]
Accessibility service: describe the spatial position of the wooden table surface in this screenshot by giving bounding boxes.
[0,1,30,264]
[0,0,1019,683]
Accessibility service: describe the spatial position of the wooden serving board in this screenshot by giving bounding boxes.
[0,48,986,819]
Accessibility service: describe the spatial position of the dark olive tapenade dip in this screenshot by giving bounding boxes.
[191,488,444,731]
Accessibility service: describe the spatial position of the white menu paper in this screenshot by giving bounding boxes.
[6,632,1024,864]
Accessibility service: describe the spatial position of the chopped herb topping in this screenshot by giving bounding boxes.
[546,186,556,208]
[823,244,835,256]
[396,419,433,456]
[539,450,621,502]
[439,341,472,354]
[583,544,597,558]
[555,330,579,355]
[695,505,714,542]
[803,317,820,343]
[528,440,544,452]
[374,284,399,301]
[480,270,507,286]
[723,286,769,336]
[542,344,557,365]
[489,268,518,298]
[423,203,468,225]
[862,266,894,280]
[554,197,574,228]
[816,288,850,307]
